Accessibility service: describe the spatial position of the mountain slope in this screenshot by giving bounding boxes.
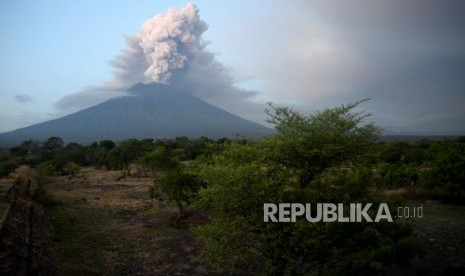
[0,83,272,145]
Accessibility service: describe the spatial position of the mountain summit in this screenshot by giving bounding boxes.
[0,83,272,145]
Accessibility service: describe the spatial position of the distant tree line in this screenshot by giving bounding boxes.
[3,132,462,199]
[0,136,239,178]
[0,119,464,208]
[362,136,465,198]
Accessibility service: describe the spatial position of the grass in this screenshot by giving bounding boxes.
[30,167,465,274]
[387,199,465,275]
[50,205,118,274]
[46,167,204,275]
[0,178,14,216]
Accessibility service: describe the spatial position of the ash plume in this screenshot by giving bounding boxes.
[55,3,264,124]
[138,3,208,84]
[108,2,208,86]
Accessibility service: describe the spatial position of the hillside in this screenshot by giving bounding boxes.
[0,83,272,146]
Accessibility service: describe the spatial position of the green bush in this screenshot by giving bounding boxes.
[63,162,80,176]
[193,102,421,274]
[36,161,56,176]
[33,177,59,206]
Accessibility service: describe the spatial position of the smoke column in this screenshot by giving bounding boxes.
[107,2,208,88]
[138,3,208,84]
[55,2,265,125]
[56,3,210,108]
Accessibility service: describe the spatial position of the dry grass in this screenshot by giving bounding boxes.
[0,178,13,216]
[46,167,207,275]
[386,200,465,275]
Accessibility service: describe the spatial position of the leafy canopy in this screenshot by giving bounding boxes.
[265,100,380,188]
[194,101,418,274]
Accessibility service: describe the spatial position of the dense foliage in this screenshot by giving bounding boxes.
[193,102,423,274]
[0,136,233,177]
[2,132,462,200]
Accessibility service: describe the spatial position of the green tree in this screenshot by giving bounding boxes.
[98,140,116,150]
[156,167,205,228]
[194,102,419,274]
[425,139,465,197]
[139,146,203,227]
[41,136,64,160]
[265,100,380,188]
[0,148,17,178]
[104,139,146,173]
[64,162,80,177]
[138,146,178,176]
[11,139,42,166]
[36,161,56,176]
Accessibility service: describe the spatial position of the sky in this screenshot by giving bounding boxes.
[1,0,464,135]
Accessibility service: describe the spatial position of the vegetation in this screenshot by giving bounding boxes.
[193,102,421,274]
[0,101,464,274]
[0,136,231,178]
[156,168,205,228]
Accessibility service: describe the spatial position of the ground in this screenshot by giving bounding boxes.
[8,167,464,275]
[46,167,209,275]
[391,200,465,275]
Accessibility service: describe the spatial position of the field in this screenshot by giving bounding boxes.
[38,167,465,275]
[46,167,209,275]
[390,199,465,275]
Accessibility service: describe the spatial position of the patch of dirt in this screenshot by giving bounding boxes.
[46,167,211,275]
[388,200,465,275]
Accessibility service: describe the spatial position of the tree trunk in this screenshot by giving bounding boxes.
[175,202,185,229]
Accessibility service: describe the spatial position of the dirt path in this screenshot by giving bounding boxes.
[46,167,208,275]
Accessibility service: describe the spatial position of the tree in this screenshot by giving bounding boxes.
[0,148,17,178]
[36,161,56,176]
[11,139,42,166]
[194,102,419,274]
[85,142,110,168]
[425,139,465,197]
[98,140,116,150]
[138,146,178,176]
[64,162,80,177]
[104,139,147,172]
[156,167,204,228]
[138,146,203,227]
[41,136,64,160]
[265,100,380,188]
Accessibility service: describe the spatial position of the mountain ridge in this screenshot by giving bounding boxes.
[0,83,273,146]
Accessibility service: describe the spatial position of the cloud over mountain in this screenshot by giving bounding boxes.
[54,3,265,123]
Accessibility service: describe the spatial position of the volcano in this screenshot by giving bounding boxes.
[0,83,272,145]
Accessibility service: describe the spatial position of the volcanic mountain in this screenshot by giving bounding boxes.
[0,83,272,145]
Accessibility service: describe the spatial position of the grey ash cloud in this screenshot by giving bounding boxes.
[54,3,265,123]
[261,0,465,134]
[53,1,465,134]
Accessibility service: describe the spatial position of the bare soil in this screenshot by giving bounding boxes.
[389,200,465,275]
[46,167,209,275]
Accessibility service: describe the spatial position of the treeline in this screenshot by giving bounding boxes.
[0,136,240,178]
[363,137,465,198]
[0,124,464,200]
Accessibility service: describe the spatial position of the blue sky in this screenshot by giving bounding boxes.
[1,0,465,135]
